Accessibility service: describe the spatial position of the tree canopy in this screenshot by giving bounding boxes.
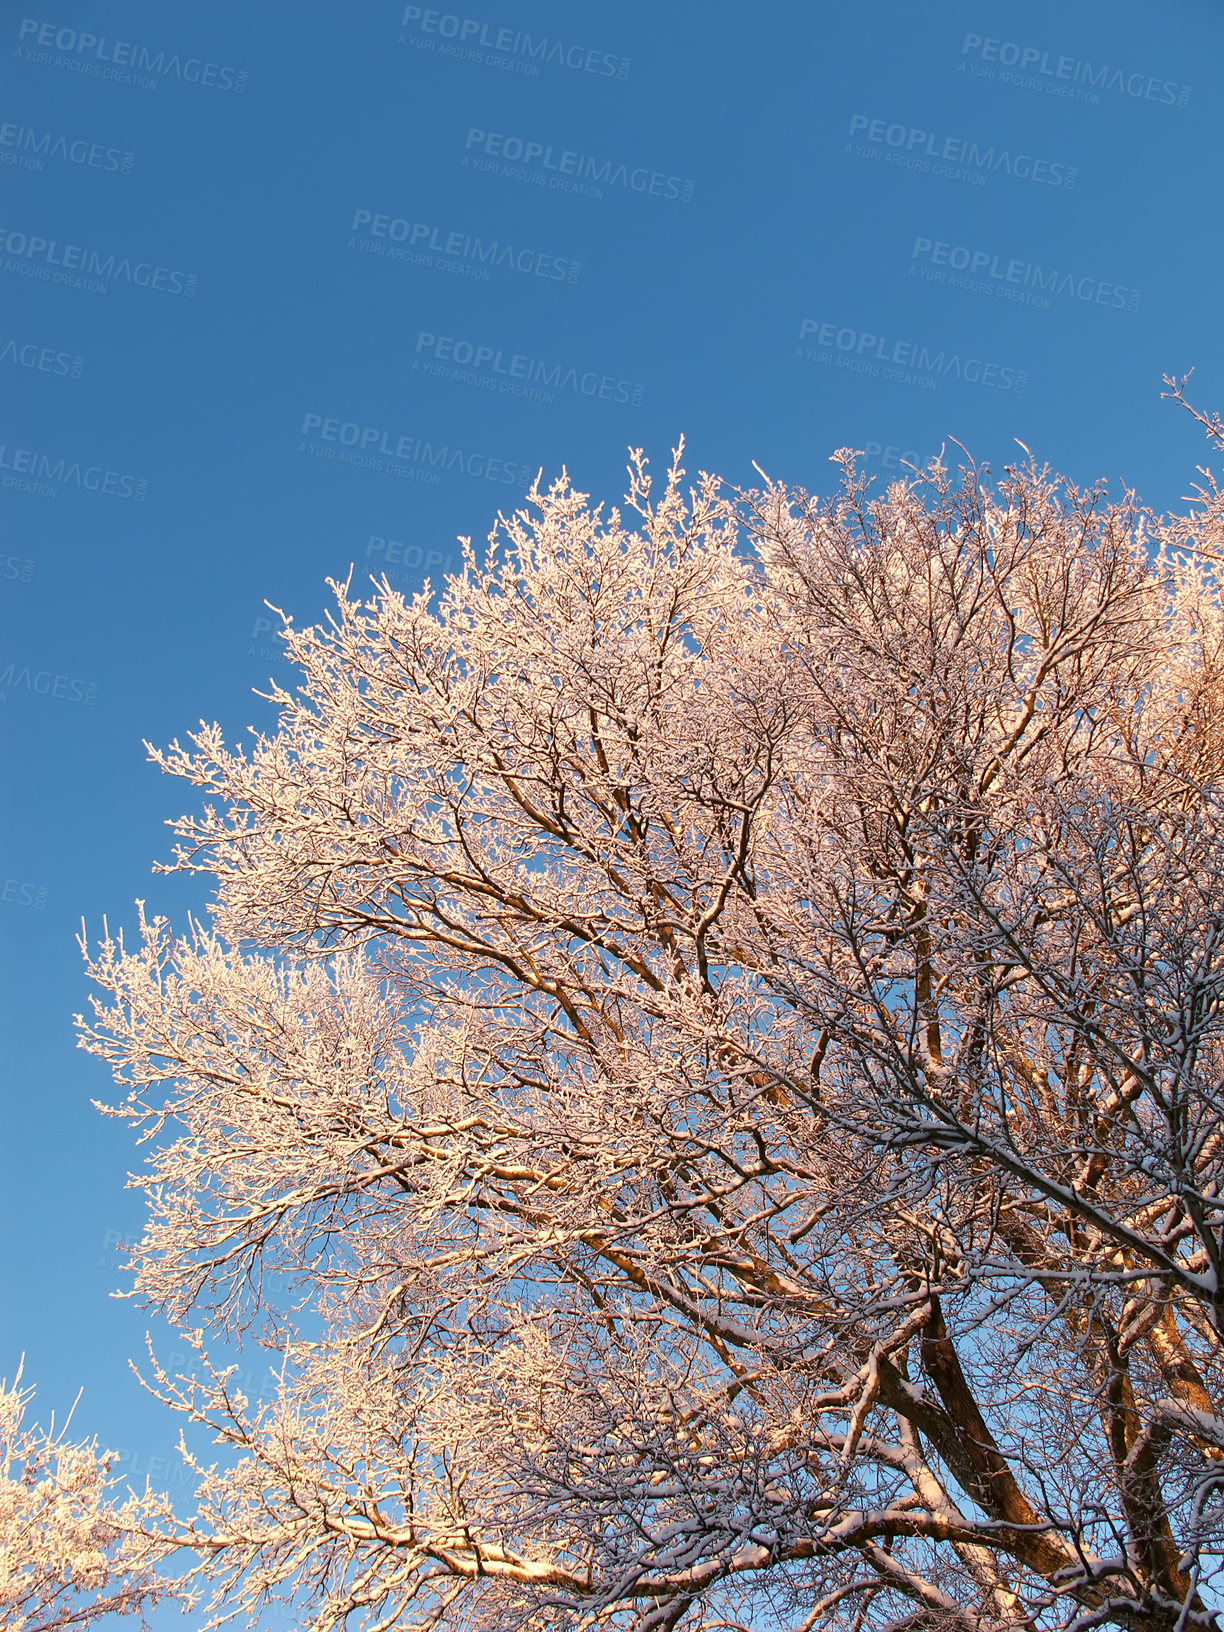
[12,405,1224,1632]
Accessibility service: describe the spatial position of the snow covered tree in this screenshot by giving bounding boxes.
[67,398,1224,1630]
[0,1365,171,1630]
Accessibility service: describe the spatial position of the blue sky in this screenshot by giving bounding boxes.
[1,0,1222,1620]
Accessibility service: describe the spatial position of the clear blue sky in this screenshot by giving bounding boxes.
[1,0,1221,1621]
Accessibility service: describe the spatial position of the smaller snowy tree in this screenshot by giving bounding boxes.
[0,1365,173,1630]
